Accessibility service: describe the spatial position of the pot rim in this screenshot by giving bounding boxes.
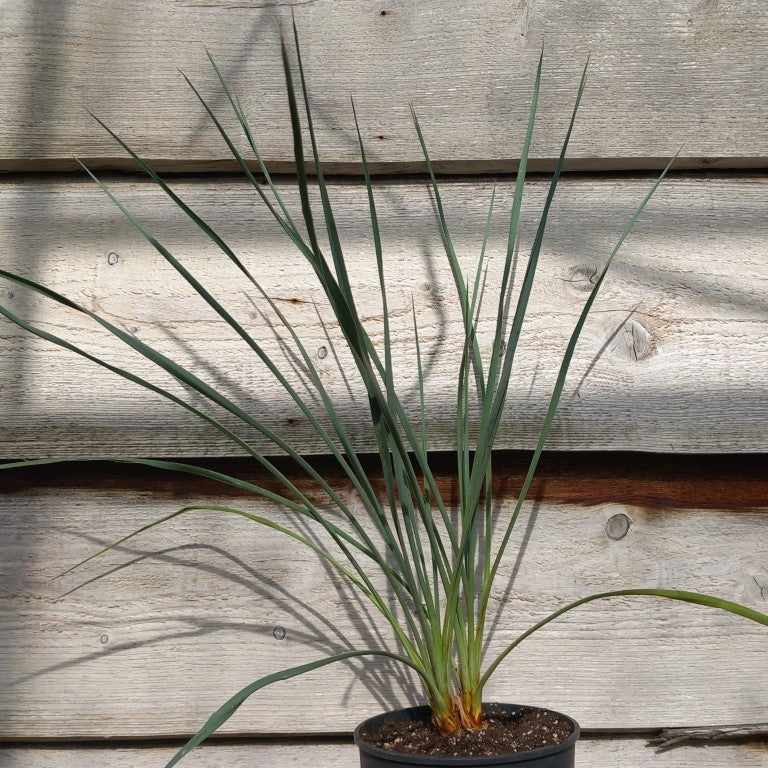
[353,702,580,766]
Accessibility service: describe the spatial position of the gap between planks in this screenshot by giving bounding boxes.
[3,452,768,510]
[4,157,767,175]
[1,735,767,767]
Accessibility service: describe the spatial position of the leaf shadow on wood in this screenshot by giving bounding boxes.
[481,499,543,662]
[11,524,419,719]
[179,5,282,156]
[158,326,273,423]
[570,307,640,400]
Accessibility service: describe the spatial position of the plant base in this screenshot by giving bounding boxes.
[354,703,580,767]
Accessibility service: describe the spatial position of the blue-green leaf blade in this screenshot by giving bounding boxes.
[482,588,768,687]
[164,649,420,767]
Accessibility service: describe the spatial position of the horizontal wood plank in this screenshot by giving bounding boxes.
[1,175,767,456]
[1,459,767,737]
[2,0,768,171]
[2,738,768,767]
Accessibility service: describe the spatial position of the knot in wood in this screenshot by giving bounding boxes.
[605,513,631,540]
[608,319,654,362]
[565,264,598,292]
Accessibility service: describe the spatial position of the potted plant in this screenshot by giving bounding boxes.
[1,22,766,768]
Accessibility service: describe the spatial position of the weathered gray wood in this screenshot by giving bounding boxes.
[2,0,768,171]
[3,738,768,767]
[1,461,766,738]
[1,175,767,456]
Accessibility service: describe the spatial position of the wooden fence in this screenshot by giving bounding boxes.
[1,1,767,766]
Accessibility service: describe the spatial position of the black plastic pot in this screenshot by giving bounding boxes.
[354,704,579,768]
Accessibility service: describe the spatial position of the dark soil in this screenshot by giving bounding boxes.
[361,704,573,758]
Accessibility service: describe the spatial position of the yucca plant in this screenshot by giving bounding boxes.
[2,21,767,767]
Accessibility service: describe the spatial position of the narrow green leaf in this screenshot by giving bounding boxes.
[482,588,768,687]
[204,49,301,233]
[53,501,424,665]
[280,33,321,257]
[479,153,680,626]
[468,57,589,517]
[57,504,368,594]
[0,267,361,542]
[165,649,425,767]
[0,456,305,510]
[87,107,398,576]
[482,48,543,414]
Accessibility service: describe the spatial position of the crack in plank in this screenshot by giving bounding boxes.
[649,723,768,751]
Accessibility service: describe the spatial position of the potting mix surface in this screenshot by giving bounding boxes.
[362,705,573,758]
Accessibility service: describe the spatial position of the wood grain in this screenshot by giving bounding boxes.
[1,460,767,737]
[2,0,768,171]
[2,738,768,767]
[1,175,767,456]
